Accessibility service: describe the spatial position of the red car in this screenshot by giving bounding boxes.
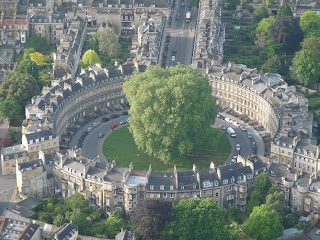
[111,124,119,129]
[110,114,120,119]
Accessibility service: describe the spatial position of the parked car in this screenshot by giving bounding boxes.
[171,55,176,62]
[111,124,119,129]
[236,144,241,151]
[176,13,180,20]
[219,124,226,130]
[252,141,257,153]
[87,127,93,132]
[225,118,232,123]
[316,229,320,235]
[82,131,88,137]
[247,132,252,139]
[122,111,128,116]
[111,114,120,119]
[119,119,129,125]
[232,121,240,127]
[92,122,100,127]
[231,156,237,163]
[172,48,177,54]
[239,125,246,131]
[102,117,110,122]
[98,133,105,138]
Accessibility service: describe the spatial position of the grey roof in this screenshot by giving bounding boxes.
[25,129,56,142]
[18,159,43,171]
[115,229,134,240]
[269,162,287,179]
[1,145,28,159]
[219,163,252,181]
[177,171,199,190]
[147,172,177,191]
[19,223,40,240]
[54,223,78,240]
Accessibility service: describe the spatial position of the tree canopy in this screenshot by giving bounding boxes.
[17,58,39,80]
[266,191,285,213]
[131,200,173,240]
[256,16,276,48]
[244,204,283,240]
[173,199,229,240]
[123,65,218,163]
[0,72,41,108]
[81,49,102,68]
[292,36,320,85]
[253,6,269,23]
[26,35,48,52]
[277,2,293,18]
[300,11,320,37]
[30,52,47,66]
[98,29,120,57]
[223,0,240,10]
[0,98,22,121]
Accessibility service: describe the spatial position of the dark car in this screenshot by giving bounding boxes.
[172,48,177,54]
[102,117,110,122]
[111,124,119,129]
[176,13,180,20]
[111,114,120,119]
[122,111,128,116]
[82,131,88,137]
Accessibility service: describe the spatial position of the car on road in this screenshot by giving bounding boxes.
[102,117,110,122]
[232,121,240,127]
[172,48,177,54]
[78,142,82,148]
[219,124,226,130]
[181,1,185,6]
[252,141,257,153]
[225,118,232,123]
[122,111,128,116]
[82,131,88,137]
[119,119,129,125]
[92,122,100,127]
[98,133,105,138]
[87,127,94,132]
[239,125,246,131]
[247,132,252,139]
[111,114,120,119]
[236,144,241,151]
[171,55,176,62]
[316,229,320,235]
[176,13,180,20]
[231,156,237,163]
[111,124,119,129]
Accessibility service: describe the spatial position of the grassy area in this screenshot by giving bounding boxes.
[103,126,231,171]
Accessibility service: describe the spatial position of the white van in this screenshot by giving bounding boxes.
[227,127,236,138]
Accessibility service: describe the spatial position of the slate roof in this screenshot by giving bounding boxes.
[53,223,78,240]
[18,159,43,171]
[19,223,40,240]
[1,145,28,159]
[147,172,177,191]
[25,129,56,142]
[177,171,199,190]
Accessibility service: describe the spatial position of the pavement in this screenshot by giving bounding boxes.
[166,0,196,67]
[307,225,320,239]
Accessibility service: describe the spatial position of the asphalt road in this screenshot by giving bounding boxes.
[166,0,196,66]
[214,115,265,163]
[69,111,129,160]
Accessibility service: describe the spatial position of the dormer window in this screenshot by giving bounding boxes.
[29,140,33,144]
[41,137,44,141]
[223,179,228,184]
[181,185,184,190]
[35,139,39,143]
[214,181,218,186]
[49,136,52,140]
[238,176,242,181]
[193,184,196,189]
[170,185,174,190]
[160,185,164,190]
[150,185,154,190]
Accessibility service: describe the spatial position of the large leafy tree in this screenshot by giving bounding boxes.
[26,35,48,52]
[273,17,303,54]
[131,200,173,240]
[17,58,39,80]
[123,65,218,163]
[247,173,272,213]
[30,52,47,66]
[223,0,240,10]
[0,98,22,121]
[253,5,269,23]
[300,11,320,37]
[292,36,320,85]
[256,16,276,48]
[81,49,102,68]
[0,72,41,107]
[173,199,229,240]
[98,28,120,57]
[277,2,293,18]
[266,191,285,213]
[261,54,283,73]
[243,204,283,240]
[105,214,126,238]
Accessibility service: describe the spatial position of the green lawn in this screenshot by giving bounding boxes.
[103,126,231,171]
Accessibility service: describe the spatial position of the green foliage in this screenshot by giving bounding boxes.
[47,203,54,211]
[0,72,41,108]
[81,49,102,68]
[27,35,48,52]
[226,206,241,224]
[173,199,229,240]
[253,6,269,23]
[256,16,276,48]
[244,204,283,240]
[131,200,172,240]
[247,173,272,213]
[17,58,39,80]
[228,222,246,240]
[23,48,36,59]
[70,208,92,235]
[0,98,21,121]
[105,215,127,238]
[223,0,240,10]
[265,191,285,213]
[123,65,218,164]
[53,214,65,227]
[300,11,320,37]
[261,54,283,73]
[277,2,293,18]
[98,29,120,57]
[292,36,320,85]
[30,52,47,66]
[283,211,302,228]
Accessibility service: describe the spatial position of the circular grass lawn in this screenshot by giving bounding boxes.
[103,126,231,171]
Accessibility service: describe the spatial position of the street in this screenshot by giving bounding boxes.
[165,0,196,67]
